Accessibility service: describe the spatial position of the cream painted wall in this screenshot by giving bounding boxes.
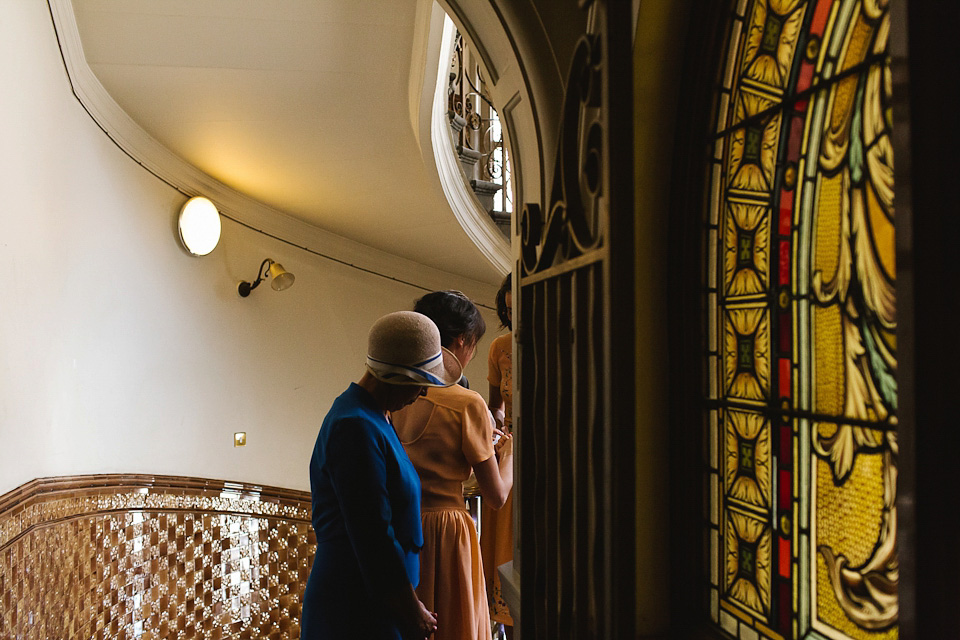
[0,1,499,496]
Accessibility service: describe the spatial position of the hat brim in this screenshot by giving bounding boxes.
[366,346,463,387]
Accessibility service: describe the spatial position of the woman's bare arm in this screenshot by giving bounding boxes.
[488,383,505,430]
[473,435,513,509]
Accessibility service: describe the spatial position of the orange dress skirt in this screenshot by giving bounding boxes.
[418,507,491,640]
[392,384,496,640]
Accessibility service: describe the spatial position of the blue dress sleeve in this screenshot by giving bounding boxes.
[326,418,411,599]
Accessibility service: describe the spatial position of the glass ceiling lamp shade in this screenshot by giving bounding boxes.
[178,196,221,256]
[238,258,295,297]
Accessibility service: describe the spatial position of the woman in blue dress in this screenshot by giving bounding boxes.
[301,311,462,639]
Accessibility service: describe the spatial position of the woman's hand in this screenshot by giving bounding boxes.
[400,599,436,639]
[495,431,513,458]
[413,599,438,638]
[391,584,437,639]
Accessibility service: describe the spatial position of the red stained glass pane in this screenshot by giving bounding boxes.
[779,313,791,353]
[779,583,792,630]
[787,116,804,163]
[779,425,792,466]
[810,0,833,36]
[779,536,791,579]
[779,193,793,235]
[796,61,815,95]
[779,469,792,508]
[779,241,791,285]
[779,358,791,397]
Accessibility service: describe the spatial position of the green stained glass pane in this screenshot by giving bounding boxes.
[742,126,763,164]
[736,228,755,269]
[760,14,783,53]
[736,335,755,373]
[737,439,756,478]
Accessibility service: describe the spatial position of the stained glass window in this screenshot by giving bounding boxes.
[705,1,896,638]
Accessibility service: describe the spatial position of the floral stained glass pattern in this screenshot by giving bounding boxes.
[725,409,772,510]
[705,1,896,639]
[724,203,771,296]
[725,511,773,616]
[723,308,771,401]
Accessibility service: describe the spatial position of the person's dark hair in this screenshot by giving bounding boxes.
[495,273,512,330]
[413,290,486,348]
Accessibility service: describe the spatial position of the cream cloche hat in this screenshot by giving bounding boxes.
[365,311,462,387]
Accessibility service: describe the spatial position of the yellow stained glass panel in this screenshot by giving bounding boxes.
[812,305,844,416]
[813,172,844,285]
[728,92,782,193]
[816,450,895,640]
[724,202,771,296]
[741,0,807,91]
[724,409,772,509]
[867,182,895,279]
[724,510,772,615]
[723,308,770,401]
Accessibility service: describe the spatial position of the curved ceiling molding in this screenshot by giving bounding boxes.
[429,15,511,275]
[46,0,498,301]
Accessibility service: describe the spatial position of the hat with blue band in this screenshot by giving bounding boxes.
[365,311,462,387]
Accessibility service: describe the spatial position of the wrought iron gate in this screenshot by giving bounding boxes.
[515,1,635,637]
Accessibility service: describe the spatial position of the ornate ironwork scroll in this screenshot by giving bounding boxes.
[519,33,605,277]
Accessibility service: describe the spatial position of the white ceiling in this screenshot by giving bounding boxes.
[70,0,505,285]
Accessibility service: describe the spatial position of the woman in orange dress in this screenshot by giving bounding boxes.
[391,291,514,640]
[480,274,514,637]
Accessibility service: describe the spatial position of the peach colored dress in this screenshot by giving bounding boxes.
[480,333,514,625]
[392,384,495,640]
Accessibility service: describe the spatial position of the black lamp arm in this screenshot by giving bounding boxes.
[238,258,274,297]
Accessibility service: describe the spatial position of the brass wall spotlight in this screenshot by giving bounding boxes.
[238,259,295,297]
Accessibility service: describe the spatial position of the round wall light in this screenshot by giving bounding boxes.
[178,196,221,256]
